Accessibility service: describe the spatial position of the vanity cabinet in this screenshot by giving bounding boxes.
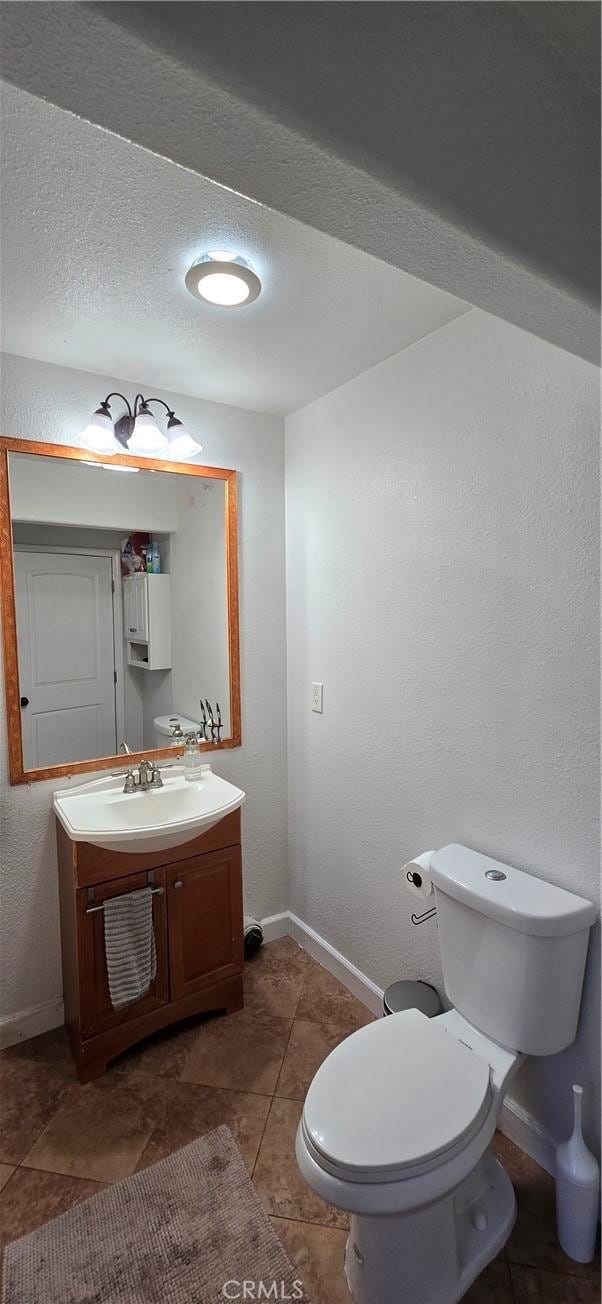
[56,810,244,1081]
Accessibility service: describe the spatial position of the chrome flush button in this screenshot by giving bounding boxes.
[485,869,506,881]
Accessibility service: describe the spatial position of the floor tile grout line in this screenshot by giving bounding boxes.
[272,1014,299,1103]
[506,1254,599,1280]
[251,1016,298,1181]
[270,1212,347,1233]
[504,1257,518,1304]
[508,1258,600,1285]
[272,1207,349,1235]
[251,1092,279,1182]
[120,1065,276,1105]
[10,1080,75,1172]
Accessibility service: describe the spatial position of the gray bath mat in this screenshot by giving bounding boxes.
[2,1125,309,1303]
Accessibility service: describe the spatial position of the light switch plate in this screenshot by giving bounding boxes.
[311,682,324,713]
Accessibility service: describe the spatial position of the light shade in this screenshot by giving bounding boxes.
[198,272,250,305]
[185,256,261,308]
[128,405,168,455]
[166,416,203,460]
[77,405,116,455]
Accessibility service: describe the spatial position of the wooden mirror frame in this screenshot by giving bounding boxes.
[0,437,241,784]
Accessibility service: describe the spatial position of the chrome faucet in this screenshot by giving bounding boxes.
[119,740,133,755]
[122,760,164,793]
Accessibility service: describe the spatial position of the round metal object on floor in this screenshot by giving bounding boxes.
[383,979,442,1018]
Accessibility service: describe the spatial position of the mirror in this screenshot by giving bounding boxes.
[0,440,240,782]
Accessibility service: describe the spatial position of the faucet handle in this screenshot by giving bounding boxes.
[150,764,164,788]
[123,769,136,793]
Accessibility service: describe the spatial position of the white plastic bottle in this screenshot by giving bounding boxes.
[555,1084,600,1263]
[183,733,202,781]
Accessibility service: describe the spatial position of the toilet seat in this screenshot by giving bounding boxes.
[302,1008,493,1184]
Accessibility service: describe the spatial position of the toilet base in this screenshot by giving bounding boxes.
[344,1151,516,1304]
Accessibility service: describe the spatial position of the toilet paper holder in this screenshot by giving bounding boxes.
[406,870,437,926]
[411,905,437,925]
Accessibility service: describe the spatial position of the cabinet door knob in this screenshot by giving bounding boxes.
[174,880,183,890]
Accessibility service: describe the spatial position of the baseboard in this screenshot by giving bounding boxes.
[287,912,385,1018]
[0,998,64,1050]
[280,910,557,1174]
[260,912,291,944]
[498,1096,556,1176]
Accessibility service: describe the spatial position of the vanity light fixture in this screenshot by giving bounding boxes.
[77,402,116,455]
[128,401,168,456]
[76,393,203,460]
[185,252,261,307]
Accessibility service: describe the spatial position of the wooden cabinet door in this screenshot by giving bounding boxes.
[78,870,168,1038]
[166,847,243,1002]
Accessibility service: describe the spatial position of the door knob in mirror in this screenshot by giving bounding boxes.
[20,696,29,708]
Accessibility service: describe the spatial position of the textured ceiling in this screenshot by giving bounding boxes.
[1,2,597,364]
[0,83,469,415]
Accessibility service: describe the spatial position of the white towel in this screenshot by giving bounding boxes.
[103,887,157,1010]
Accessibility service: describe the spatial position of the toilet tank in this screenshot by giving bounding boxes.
[429,845,597,1056]
[153,713,200,748]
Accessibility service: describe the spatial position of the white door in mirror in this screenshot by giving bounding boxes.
[14,550,117,767]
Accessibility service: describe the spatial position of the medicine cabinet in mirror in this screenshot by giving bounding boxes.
[0,438,240,783]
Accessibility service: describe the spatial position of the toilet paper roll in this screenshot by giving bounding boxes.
[402,851,435,899]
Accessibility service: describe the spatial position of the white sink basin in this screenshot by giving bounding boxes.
[53,764,245,854]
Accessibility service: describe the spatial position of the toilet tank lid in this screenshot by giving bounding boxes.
[153,713,199,736]
[430,844,597,938]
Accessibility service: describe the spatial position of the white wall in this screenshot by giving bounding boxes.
[286,309,601,1152]
[169,478,231,735]
[0,352,288,1025]
[9,453,180,530]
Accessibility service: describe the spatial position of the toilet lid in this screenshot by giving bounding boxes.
[302,1009,492,1182]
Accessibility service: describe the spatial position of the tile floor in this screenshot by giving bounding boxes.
[0,938,599,1303]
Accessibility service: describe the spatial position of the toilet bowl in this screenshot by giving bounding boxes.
[296,843,597,1304]
[296,1007,519,1304]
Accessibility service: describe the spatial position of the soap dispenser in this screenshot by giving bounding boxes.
[183,732,202,780]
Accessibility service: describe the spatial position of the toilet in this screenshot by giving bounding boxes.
[153,713,200,748]
[296,844,596,1304]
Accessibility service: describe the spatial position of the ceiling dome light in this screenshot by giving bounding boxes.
[128,402,169,455]
[198,272,250,306]
[77,403,117,455]
[185,254,261,308]
[166,415,203,460]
